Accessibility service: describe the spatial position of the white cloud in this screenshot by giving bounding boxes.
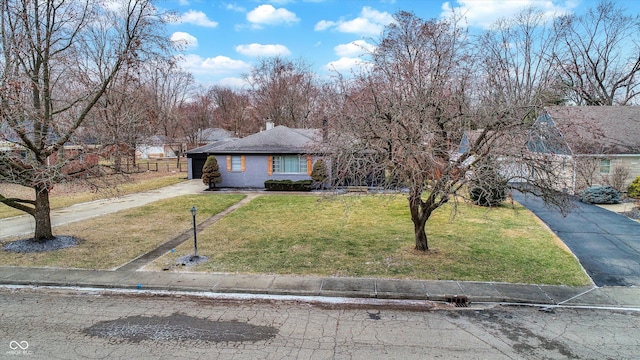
[225,3,246,13]
[315,6,394,36]
[217,77,251,89]
[247,4,300,28]
[177,0,190,5]
[170,32,198,49]
[334,40,375,58]
[440,0,576,29]
[177,54,251,75]
[236,43,291,57]
[314,20,336,31]
[178,10,218,28]
[325,57,371,73]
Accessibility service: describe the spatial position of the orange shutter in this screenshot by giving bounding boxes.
[226,155,231,171]
[267,156,273,176]
[307,156,312,175]
[241,155,246,172]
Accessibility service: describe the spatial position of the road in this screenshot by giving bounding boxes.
[1,287,638,359]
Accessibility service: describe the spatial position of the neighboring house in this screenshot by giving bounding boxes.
[459,107,640,194]
[1,123,99,176]
[136,135,183,159]
[186,124,324,188]
[185,128,237,152]
[544,106,640,193]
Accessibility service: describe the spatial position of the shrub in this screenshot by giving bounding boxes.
[202,156,222,190]
[469,162,508,207]
[310,159,329,189]
[580,186,621,204]
[264,180,312,191]
[627,176,640,199]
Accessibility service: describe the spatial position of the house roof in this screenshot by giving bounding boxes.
[458,129,530,157]
[186,139,237,154]
[527,113,572,155]
[199,128,236,142]
[546,106,640,155]
[187,125,321,155]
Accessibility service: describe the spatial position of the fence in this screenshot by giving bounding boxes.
[121,158,188,174]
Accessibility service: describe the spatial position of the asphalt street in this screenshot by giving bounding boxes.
[1,287,638,359]
[512,191,640,287]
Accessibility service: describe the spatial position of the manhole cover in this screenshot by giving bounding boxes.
[84,313,278,343]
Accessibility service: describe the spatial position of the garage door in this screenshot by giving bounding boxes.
[191,157,206,179]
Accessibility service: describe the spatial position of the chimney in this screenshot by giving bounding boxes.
[265,119,274,130]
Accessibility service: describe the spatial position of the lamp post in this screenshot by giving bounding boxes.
[190,206,197,257]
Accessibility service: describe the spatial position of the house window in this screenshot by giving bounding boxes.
[599,159,611,174]
[226,155,245,172]
[272,155,307,174]
[231,156,242,171]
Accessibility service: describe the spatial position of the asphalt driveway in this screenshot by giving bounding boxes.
[512,191,640,287]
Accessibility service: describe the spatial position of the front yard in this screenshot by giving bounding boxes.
[0,192,591,286]
[149,194,590,286]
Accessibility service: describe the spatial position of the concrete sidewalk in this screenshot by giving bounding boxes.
[1,266,639,309]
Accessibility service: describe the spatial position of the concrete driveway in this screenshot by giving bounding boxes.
[512,191,640,286]
[0,180,206,240]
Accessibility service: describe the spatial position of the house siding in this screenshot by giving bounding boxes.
[574,155,640,192]
[188,153,315,188]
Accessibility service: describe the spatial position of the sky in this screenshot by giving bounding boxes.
[164,0,640,88]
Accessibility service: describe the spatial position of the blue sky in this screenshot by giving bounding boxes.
[164,0,640,87]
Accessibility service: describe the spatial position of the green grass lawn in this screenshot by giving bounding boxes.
[150,194,591,286]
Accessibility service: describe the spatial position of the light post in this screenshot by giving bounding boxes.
[190,206,197,257]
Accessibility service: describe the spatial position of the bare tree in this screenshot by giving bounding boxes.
[325,11,570,251]
[477,7,566,107]
[142,61,194,164]
[0,0,171,242]
[88,67,153,172]
[208,85,255,136]
[179,92,215,150]
[552,0,640,105]
[245,56,320,128]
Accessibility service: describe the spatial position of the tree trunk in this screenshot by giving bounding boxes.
[413,218,428,251]
[33,185,54,242]
[408,190,430,251]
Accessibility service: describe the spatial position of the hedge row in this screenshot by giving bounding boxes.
[264,179,313,191]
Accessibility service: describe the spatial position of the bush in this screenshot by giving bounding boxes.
[580,186,621,204]
[628,176,640,199]
[469,163,508,207]
[202,156,221,190]
[310,159,329,189]
[264,180,312,191]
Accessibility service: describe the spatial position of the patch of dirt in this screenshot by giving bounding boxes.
[2,236,82,253]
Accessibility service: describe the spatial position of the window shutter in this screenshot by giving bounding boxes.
[267,156,273,176]
[241,155,246,172]
[226,155,231,172]
[307,156,312,175]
